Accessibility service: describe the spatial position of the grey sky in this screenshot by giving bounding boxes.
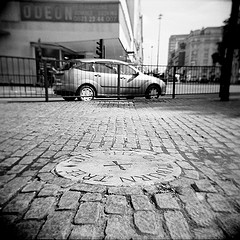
[141,0,232,65]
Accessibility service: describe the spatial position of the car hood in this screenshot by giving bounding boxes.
[139,73,163,83]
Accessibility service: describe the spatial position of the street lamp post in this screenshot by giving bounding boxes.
[151,45,153,66]
[156,14,162,71]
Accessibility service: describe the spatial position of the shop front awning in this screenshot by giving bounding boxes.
[59,38,128,60]
[30,41,78,55]
[31,38,129,61]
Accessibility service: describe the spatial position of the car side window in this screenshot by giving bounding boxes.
[121,65,136,75]
[94,63,118,74]
[74,62,95,72]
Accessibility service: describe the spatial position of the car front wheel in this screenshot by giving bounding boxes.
[78,85,95,101]
[145,85,161,99]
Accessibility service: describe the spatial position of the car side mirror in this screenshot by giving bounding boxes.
[133,72,139,78]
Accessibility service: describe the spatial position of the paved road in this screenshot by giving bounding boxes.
[0,96,240,239]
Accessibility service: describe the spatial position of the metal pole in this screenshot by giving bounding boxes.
[117,64,121,100]
[172,66,176,99]
[151,46,153,66]
[44,60,49,102]
[156,14,162,71]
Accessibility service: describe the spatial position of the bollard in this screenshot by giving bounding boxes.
[44,61,49,102]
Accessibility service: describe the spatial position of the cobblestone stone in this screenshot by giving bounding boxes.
[105,195,128,215]
[71,182,107,193]
[131,195,153,211]
[21,180,44,192]
[180,188,216,227]
[134,211,158,235]
[18,156,37,165]
[176,161,195,170]
[81,192,102,202]
[70,225,99,240]
[21,170,38,177]
[38,183,60,196]
[154,193,180,209]
[207,193,237,213]
[215,179,240,196]
[37,172,55,182]
[7,164,28,174]
[39,163,57,173]
[192,179,218,193]
[24,197,55,219]
[74,202,101,224]
[50,177,77,188]
[105,215,137,239]
[0,157,20,167]
[37,211,73,239]
[58,190,81,210]
[108,186,143,195]
[164,210,192,239]
[2,192,35,214]
[14,220,44,240]
[0,174,16,186]
[0,176,31,205]
[183,169,200,180]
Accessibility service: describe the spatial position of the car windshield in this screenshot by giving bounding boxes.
[60,61,75,70]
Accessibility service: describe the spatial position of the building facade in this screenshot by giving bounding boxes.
[0,0,143,64]
[167,34,188,65]
[168,27,222,66]
[185,27,222,66]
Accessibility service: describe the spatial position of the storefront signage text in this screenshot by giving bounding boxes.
[20,1,119,23]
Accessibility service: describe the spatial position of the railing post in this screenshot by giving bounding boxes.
[43,60,49,102]
[117,64,120,100]
[172,66,176,99]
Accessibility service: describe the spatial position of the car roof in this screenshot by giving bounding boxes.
[72,58,129,65]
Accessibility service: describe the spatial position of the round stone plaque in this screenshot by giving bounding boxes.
[54,151,181,186]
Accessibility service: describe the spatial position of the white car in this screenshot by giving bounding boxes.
[53,59,166,101]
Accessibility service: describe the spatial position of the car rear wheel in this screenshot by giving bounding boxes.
[145,85,161,99]
[78,85,95,101]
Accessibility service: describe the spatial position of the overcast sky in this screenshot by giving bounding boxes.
[141,0,232,65]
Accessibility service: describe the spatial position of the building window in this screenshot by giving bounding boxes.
[203,59,208,65]
[192,50,197,55]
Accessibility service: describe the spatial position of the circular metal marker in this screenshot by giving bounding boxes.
[54,150,182,186]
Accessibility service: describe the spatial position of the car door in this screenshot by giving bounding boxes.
[119,64,141,95]
[94,62,118,95]
[73,62,95,88]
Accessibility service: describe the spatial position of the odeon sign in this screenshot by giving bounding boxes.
[54,151,182,186]
[20,1,119,23]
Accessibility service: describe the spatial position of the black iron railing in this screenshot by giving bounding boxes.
[0,56,238,101]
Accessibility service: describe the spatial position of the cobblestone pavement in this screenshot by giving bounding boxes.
[0,96,240,239]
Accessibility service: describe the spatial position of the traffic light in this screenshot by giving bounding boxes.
[96,39,104,58]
